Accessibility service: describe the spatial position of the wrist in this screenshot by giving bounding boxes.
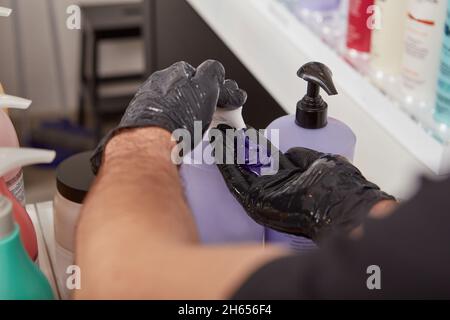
[369,200,398,219]
[104,127,175,168]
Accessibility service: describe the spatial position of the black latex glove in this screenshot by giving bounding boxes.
[91,60,247,174]
[214,125,395,242]
[218,78,248,110]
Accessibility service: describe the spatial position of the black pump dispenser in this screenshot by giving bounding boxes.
[296,62,338,129]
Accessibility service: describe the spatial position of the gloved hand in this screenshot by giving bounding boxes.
[91,60,246,174]
[218,79,248,110]
[214,125,395,242]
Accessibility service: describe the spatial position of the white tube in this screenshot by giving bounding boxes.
[0,94,32,110]
[0,7,12,17]
[0,148,56,177]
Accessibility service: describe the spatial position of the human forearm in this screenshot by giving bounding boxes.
[74,61,289,300]
[75,128,200,298]
[80,128,198,244]
[75,128,287,299]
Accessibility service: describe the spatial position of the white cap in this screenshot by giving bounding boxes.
[0,148,56,177]
[0,196,14,239]
[0,7,12,17]
[211,107,246,130]
[0,94,32,110]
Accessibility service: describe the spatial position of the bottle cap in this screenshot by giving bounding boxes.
[0,196,14,239]
[0,148,56,177]
[0,94,32,110]
[0,7,12,17]
[296,62,338,129]
[56,152,95,204]
[211,107,246,130]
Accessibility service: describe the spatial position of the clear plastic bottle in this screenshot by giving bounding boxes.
[286,0,346,46]
[265,62,356,252]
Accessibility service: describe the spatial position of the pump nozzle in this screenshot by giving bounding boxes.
[0,148,56,177]
[298,62,338,96]
[0,95,32,110]
[0,7,12,17]
[296,62,338,129]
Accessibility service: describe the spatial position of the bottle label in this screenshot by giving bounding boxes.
[347,0,374,52]
[6,170,26,206]
[401,0,446,103]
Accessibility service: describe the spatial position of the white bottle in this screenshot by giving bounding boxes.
[401,0,447,106]
[0,94,32,206]
[371,0,408,86]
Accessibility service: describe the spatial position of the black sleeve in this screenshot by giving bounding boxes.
[233,177,450,300]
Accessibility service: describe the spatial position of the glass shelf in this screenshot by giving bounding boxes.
[187,0,450,178]
[279,0,450,145]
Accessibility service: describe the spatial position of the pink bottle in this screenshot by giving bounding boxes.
[265,62,356,252]
[0,94,32,205]
[0,94,56,262]
[0,148,56,261]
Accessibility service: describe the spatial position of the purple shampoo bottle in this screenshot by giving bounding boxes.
[265,62,356,252]
[288,0,342,13]
[179,107,264,244]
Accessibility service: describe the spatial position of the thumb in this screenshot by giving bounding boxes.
[284,147,324,172]
[194,60,225,86]
[218,79,248,110]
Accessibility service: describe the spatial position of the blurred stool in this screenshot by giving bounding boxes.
[78,3,144,142]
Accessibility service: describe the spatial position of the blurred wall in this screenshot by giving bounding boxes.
[0,0,143,116]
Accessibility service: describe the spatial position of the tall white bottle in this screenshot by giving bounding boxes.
[371,0,408,85]
[401,0,447,106]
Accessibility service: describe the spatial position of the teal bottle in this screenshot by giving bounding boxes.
[0,196,54,300]
[435,0,450,126]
